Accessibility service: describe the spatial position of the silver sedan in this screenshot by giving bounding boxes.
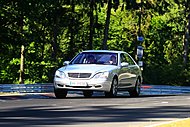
[54,50,142,98]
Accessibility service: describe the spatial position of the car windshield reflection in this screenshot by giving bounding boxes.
[70,52,118,65]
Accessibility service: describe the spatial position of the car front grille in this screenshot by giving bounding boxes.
[68,73,91,78]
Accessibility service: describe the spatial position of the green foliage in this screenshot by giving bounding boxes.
[0,0,190,85]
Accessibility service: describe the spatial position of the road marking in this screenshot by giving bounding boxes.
[161,102,168,104]
[141,85,152,89]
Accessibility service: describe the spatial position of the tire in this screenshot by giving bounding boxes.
[105,78,118,97]
[54,88,68,99]
[129,78,141,97]
[83,91,93,98]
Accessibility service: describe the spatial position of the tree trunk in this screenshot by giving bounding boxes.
[52,25,58,61]
[18,1,24,84]
[89,0,95,50]
[102,0,112,50]
[68,0,75,60]
[183,1,190,65]
[51,7,60,61]
[19,45,24,84]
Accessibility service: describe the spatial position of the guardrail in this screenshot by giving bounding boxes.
[0,84,190,95]
[0,83,54,93]
[141,85,190,95]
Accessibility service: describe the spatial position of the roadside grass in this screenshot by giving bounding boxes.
[153,118,190,127]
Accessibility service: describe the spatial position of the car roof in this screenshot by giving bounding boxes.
[82,50,126,54]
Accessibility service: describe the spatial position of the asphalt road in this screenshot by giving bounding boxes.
[0,92,190,127]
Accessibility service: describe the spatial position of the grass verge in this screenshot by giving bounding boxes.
[152,118,190,127]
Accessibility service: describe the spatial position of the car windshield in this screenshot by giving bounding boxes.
[70,52,118,65]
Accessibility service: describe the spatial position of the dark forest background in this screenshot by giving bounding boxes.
[1,0,190,86]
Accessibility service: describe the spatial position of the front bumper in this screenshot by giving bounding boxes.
[54,77,112,92]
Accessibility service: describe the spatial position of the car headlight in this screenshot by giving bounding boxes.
[55,70,66,78]
[93,72,109,79]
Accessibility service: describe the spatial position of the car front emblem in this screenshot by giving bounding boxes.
[78,73,80,78]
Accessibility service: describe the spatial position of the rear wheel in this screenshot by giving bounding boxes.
[83,91,93,98]
[54,88,68,98]
[105,78,118,97]
[129,78,141,97]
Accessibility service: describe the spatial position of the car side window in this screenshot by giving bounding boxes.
[120,53,135,65]
[120,54,127,63]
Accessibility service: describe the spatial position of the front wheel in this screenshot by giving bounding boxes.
[129,78,141,97]
[54,88,68,98]
[105,78,118,97]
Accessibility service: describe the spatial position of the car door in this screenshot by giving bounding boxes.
[124,53,139,86]
[118,53,132,88]
[118,53,138,88]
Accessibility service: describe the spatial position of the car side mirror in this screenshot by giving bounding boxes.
[63,61,70,65]
[121,62,129,67]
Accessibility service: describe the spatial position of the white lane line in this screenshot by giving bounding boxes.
[161,102,169,104]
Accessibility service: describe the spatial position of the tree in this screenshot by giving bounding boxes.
[1,0,190,85]
[102,0,112,49]
[183,0,190,65]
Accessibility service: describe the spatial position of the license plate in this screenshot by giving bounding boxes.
[70,81,87,86]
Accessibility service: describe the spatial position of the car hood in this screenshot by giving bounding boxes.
[58,64,118,74]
